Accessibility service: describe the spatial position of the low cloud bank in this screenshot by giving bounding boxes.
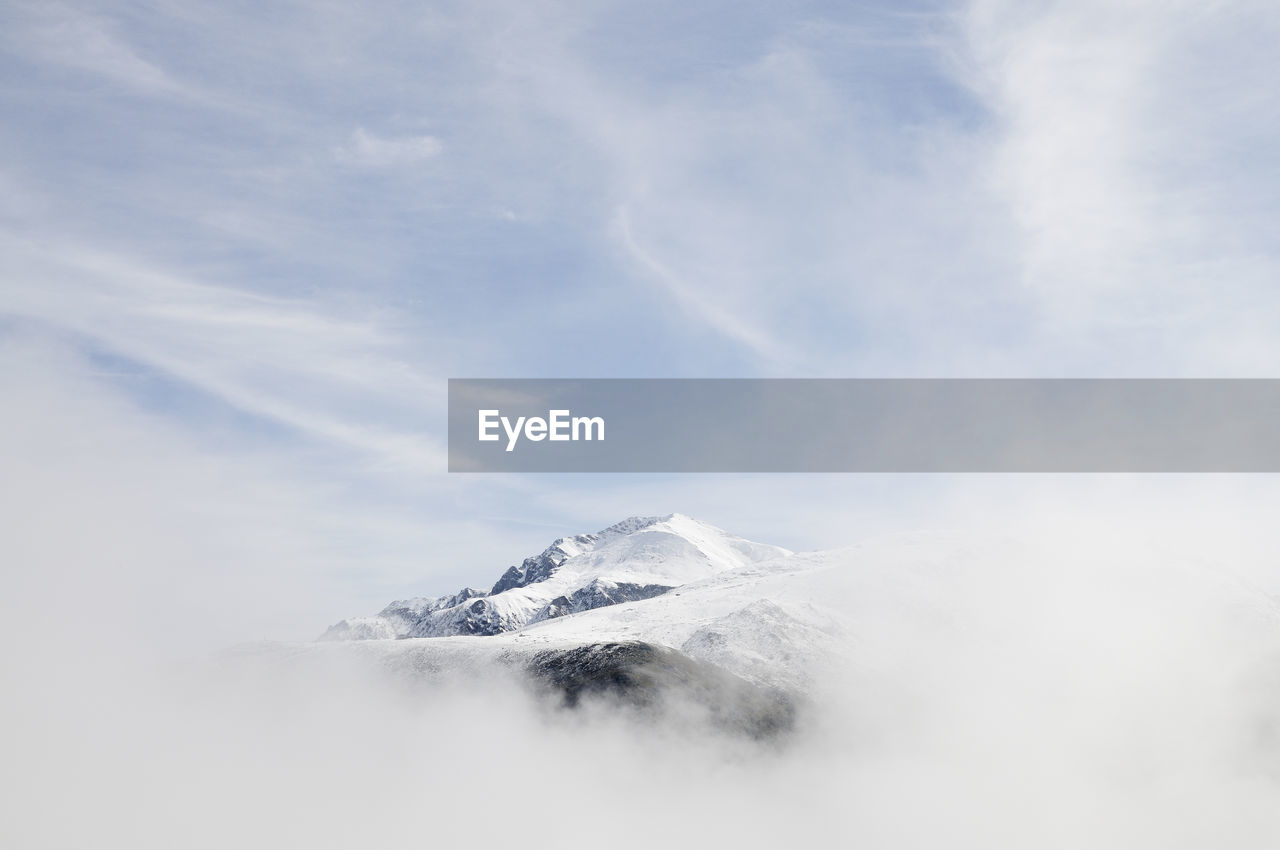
[5,346,1280,848]
[7,524,1280,849]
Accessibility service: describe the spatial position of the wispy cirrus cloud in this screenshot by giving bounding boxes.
[446,0,1280,375]
[5,0,1280,638]
[613,206,796,367]
[0,233,445,472]
[2,1,209,102]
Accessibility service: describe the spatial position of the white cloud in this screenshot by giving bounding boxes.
[8,472,1280,847]
[6,0,1280,652]
[0,234,445,472]
[445,0,1280,375]
[958,0,1280,372]
[334,127,443,168]
[10,3,189,97]
[613,206,796,366]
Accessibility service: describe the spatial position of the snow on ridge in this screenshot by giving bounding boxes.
[320,513,789,642]
[596,515,671,536]
[312,523,1280,695]
[319,617,398,641]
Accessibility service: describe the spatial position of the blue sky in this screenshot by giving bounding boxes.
[3,0,1280,644]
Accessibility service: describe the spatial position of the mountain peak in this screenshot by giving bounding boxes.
[598,515,670,536]
[596,513,724,538]
[321,513,790,641]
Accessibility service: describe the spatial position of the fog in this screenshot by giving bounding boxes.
[8,533,1280,849]
[5,347,1280,848]
[9,563,1280,849]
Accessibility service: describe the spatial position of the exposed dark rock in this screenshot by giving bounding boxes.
[379,588,487,625]
[490,534,596,594]
[408,596,517,637]
[490,552,560,595]
[529,580,674,625]
[523,641,798,740]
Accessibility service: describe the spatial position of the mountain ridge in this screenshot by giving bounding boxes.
[320,513,792,642]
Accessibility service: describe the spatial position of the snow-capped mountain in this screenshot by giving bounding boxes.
[309,514,824,734]
[291,514,1280,739]
[321,513,791,641]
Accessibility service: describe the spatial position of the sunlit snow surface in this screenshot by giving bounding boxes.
[313,516,1280,698]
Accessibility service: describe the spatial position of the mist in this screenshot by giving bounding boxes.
[8,525,1280,849]
[6,352,1280,847]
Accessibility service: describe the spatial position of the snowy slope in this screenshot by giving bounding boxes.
[320,514,791,641]
[317,518,1280,696]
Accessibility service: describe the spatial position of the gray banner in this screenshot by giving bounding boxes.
[448,379,1280,472]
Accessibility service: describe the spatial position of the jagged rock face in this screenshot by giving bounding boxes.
[407,596,523,637]
[488,518,672,594]
[529,580,674,625]
[489,541,584,594]
[380,588,487,628]
[319,588,489,641]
